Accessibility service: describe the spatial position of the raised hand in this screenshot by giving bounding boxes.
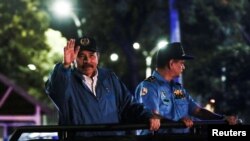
[63,39,80,68]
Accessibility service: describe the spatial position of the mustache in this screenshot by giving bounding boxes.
[82,63,94,68]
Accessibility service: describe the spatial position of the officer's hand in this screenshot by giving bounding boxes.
[149,118,160,131]
[181,117,193,128]
[63,39,80,68]
[224,115,238,125]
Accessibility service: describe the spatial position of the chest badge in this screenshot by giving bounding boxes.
[173,89,185,99]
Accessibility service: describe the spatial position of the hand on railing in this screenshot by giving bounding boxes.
[9,120,229,141]
[180,117,193,128]
[223,115,244,125]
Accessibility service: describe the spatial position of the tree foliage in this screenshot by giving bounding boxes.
[0,0,55,103]
[177,0,250,123]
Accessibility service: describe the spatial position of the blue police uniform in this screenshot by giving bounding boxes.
[135,70,201,134]
[45,63,152,137]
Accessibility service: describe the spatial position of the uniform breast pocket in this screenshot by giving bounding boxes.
[175,99,189,115]
[161,96,171,114]
[162,98,170,105]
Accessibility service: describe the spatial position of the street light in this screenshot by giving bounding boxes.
[110,53,119,62]
[133,40,168,78]
[52,0,83,37]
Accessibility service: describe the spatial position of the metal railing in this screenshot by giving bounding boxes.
[9,120,227,141]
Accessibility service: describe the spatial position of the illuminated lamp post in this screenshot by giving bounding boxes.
[52,0,83,37]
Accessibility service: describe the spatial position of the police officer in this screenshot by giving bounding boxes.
[135,42,237,134]
[45,36,160,138]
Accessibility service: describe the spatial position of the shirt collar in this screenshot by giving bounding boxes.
[152,70,180,85]
[152,70,166,82]
[83,70,98,81]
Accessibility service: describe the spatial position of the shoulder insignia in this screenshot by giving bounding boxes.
[145,76,156,82]
[141,87,148,96]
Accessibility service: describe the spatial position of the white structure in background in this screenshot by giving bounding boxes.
[0,74,55,141]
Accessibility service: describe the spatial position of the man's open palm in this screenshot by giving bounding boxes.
[63,39,80,68]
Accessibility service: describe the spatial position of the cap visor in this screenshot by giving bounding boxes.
[174,55,194,60]
[179,55,194,60]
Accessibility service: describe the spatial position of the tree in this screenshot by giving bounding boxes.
[177,0,250,123]
[0,0,57,104]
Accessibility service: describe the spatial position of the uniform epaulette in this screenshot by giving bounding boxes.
[145,76,156,82]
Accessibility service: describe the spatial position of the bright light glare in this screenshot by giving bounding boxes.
[133,42,140,50]
[221,75,226,82]
[28,64,36,70]
[146,56,152,66]
[157,40,168,49]
[52,1,72,17]
[110,53,119,62]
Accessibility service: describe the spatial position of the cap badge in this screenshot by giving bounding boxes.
[80,38,90,46]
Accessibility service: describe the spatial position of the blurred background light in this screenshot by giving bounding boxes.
[52,1,72,17]
[27,64,36,71]
[110,53,119,62]
[133,42,140,50]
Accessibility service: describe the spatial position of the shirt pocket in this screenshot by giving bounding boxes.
[175,99,189,116]
[160,95,171,114]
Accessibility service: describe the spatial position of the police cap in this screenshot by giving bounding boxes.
[156,42,194,67]
[75,36,99,52]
